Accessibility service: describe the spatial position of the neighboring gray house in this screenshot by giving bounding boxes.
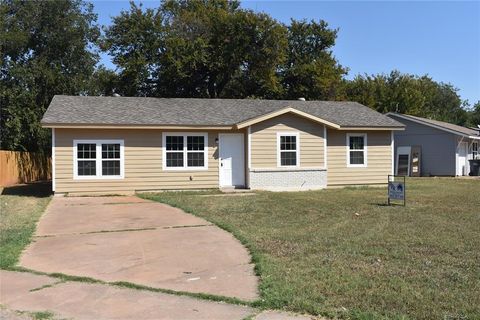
[387,113,480,176]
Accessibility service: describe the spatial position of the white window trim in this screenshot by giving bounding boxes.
[73,139,125,180]
[346,133,368,168]
[277,132,300,168]
[162,132,209,171]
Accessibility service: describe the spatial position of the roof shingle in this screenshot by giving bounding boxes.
[41,95,404,128]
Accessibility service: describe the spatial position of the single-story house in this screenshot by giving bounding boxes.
[387,113,480,176]
[42,96,404,195]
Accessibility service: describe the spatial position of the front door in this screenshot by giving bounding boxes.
[457,142,468,176]
[219,134,245,187]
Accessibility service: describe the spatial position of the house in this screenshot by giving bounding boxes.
[41,96,404,195]
[386,113,480,176]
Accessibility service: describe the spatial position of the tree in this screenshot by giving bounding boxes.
[466,101,480,127]
[281,19,347,100]
[0,0,100,152]
[102,0,287,98]
[344,71,468,125]
[101,2,163,96]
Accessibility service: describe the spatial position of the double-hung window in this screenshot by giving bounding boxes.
[473,142,479,160]
[163,133,208,170]
[74,140,124,179]
[347,134,367,167]
[277,132,299,167]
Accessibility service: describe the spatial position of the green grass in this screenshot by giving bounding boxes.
[30,311,55,320]
[0,183,51,269]
[140,178,480,320]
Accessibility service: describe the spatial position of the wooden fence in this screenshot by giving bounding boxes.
[0,150,51,187]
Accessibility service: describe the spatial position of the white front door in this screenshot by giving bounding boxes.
[219,134,245,187]
[457,142,468,176]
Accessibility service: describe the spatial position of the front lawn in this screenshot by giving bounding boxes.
[141,178,480,320]
[0,183,52,269]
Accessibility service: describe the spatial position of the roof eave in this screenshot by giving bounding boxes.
[41,123,235,130]
[386,113,476,137]
[338,126,405,131]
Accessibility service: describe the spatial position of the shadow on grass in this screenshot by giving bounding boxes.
[1,181,52,198]
[369,202,406,207]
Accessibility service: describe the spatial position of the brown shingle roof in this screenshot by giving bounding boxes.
[42,95,404,128]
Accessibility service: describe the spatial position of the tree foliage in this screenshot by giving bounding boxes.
[102,0,289,98]
[0,0,100,152]
[344,71,470,125]
[1,0,478,153]
[466,101,480,127]
[281,19,347,100]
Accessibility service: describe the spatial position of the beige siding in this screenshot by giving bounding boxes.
[250,114,325,168]
[327,129,392,186]
[54,129,244,194]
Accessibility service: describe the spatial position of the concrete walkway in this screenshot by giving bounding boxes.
[0,270,253,320]
[0,271,314,320]
[19,196,258,301]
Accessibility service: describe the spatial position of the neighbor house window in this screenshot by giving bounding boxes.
[347,134,367,167]
[277,132,299,167]
[473,142,478,160]
[163,133,208,170]
[74,140,124,179]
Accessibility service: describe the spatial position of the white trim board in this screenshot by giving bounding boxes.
[247,126,252,170]
[323,125,328,169]
[52,128,56,191]
[236,107,341,129]
[456,141,469,176]
[391,131,394,175]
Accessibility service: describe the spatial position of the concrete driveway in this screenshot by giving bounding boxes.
[19,196,258,301]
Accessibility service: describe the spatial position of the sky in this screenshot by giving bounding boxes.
[93,0,480,105]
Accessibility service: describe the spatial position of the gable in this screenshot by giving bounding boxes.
[236,107,341,129]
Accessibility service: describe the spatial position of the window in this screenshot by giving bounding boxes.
[102,143,121,176]
[397,154,410,176]
[77,143,96,176]
[277,133,299,167]
[473,142,479,160]
[347,134,367,167]
[163,133,208,170]
[74,140,124,179]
